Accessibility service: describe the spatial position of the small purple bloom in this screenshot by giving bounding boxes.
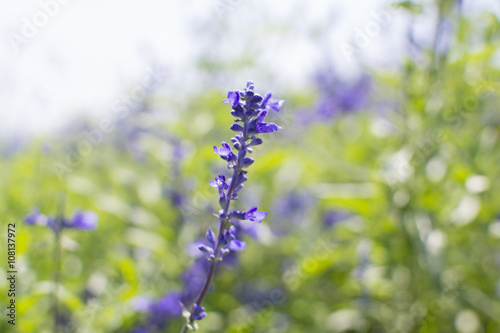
[213,142,236,162]
[25,208,59,232]
[259,92,284,112]
[64,211,98,231]
[230,124,244,132]
[260,92,272,109]
[209,175,228,198]
[25,208,45,225]
[257,121,280,134]
[198,244,214,255]
[244,206,267,223]
[229,206,267,223]
[241,158,254,167]
[205,227,216,246]
[192,303,207,321]
[25,208,97,233]
[255,110,281,134]
[223,91,240,108]
[267,99,284,112]
[223,227,247,252]
[249,138,263,146]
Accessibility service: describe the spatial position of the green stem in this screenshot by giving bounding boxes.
[181,117,249,332]
[54,193,65,333]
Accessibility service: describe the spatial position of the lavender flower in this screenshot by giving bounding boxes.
[24,202,97,333]
[272,191,316,234]
[323,210,352,227]
[180,82,283,332]
[191,304,207,321]
[64,211,98,230]
[25,208,59,232]
[314,68,371,120]
[25,208,98,232]
[132,293,183,333]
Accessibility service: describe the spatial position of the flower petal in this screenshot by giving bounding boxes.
[228,239,247,252]
[257,122,280,133]
[223,91,240,108]
[206,228,216,246]
[67,211,98,230]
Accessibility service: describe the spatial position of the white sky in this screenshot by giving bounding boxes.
[0,0,498,139]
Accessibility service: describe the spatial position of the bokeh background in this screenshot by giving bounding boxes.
[1,0,500,332]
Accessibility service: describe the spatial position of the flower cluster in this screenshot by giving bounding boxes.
[181,82,283,331]
[25,208,98,232]
[204,82,282,261]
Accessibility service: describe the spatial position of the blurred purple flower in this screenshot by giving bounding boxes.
[25,208,98,233]
[313,68,371,121]
[63,211,98,230]
[25,208,45,225]
[180,259,211,304]
[132,297,153,312]
[25,208,59,232]
[131,328,149,333]
[272,191,316,233]
[134,292,182,332]
[149,293,183,320]
[232,220,259,239]
[323,210,352,227]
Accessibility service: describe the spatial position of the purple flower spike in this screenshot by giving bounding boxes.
[192,303,207,321]
[180,83,282,331]
[65,211,98,231]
